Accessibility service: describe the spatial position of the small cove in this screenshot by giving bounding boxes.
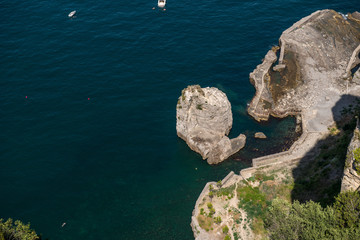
[0,1,359,239]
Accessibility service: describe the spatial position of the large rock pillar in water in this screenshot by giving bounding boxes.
[176,85,246,164]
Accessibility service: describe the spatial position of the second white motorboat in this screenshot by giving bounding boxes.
[68,10,76,18]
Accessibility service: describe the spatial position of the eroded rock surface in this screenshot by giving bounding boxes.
[341,120,360,192]
[191,172,254,240]
[176,85,246,164]
[248,9,360,126]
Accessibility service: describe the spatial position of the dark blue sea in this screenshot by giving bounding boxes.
[0,1,358,239]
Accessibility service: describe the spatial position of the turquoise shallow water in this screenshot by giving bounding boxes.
[0,1,359,239]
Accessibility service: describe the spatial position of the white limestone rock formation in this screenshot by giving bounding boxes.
[176,85,246,164]
[248,9,360,126]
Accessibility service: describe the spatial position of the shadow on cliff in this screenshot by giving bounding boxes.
[291,94,360,207]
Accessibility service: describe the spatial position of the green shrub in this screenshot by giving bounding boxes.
[224,235,231,240]
[222,225,229,234]
[264,199,336,240]
[334,191,360,228]
[216,184,235,199]
[0,218,38,240]
[264,192,360,240]
[214,216,222,224]
[209,191,214,199]
[207,203,215,217]
[233,232,239,240]
[237,185,268,219]
[247,176,255,182]
[254,172,275,182]
[329,126,340,136]
[354,147,360,174]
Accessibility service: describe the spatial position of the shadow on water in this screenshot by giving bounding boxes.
[230,115,302,165]
[291,94,360,207]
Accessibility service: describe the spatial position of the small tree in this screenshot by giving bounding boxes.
[207,203,215,217]
[264,198,302,240]
[334,191,360,228]
[209,185,215,200]
[214,216,222,224]
[209,191,214,199]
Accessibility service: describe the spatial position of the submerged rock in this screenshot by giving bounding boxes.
[176,85,246,164]
[254,132,267,139]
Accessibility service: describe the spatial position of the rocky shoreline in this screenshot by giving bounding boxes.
[190,9,360,240]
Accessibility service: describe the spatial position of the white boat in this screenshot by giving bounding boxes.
[158,0,166,8]
[68,10,76,18]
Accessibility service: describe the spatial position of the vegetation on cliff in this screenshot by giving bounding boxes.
[265,191,360,240]
[195,108,360,240]
[196,171,360,240]
[354,147,360,174]
[0,218,38,240]
[291,116,357,206]
[247,108,360,239]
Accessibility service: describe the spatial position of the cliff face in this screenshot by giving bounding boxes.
[341,120,360,192]
[176,85,246,164]
[190,172,254,240]
[248,10,360,122]
[191,10,360,240]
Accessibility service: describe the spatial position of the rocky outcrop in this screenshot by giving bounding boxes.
[176,85,246,164]
[248,10,360,125]
[353,67,360,84]
[254,132,267,139]
[341,119,360,192]
[191,172,254,240]
[191,10,360,239]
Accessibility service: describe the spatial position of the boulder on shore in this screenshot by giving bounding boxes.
[176,85,246,164]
